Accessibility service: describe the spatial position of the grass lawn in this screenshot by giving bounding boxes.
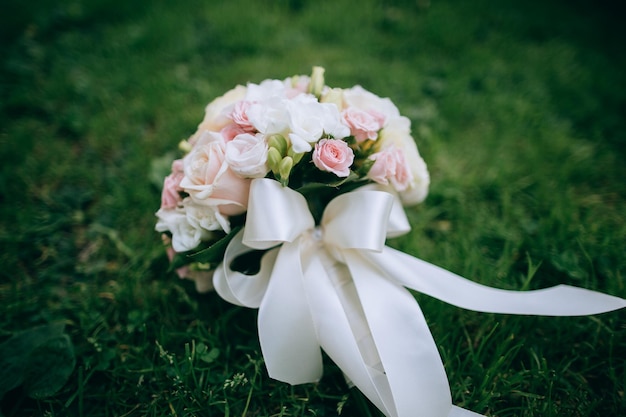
[1,0,625,415]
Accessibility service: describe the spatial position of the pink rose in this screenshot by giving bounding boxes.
[160,159,185,209]
[179,132,251,216]
[220,123,248,142]
[377,118,430,205]
[312,139,354,177]
[367,146,413,191]
[172,159,184,172]
[342,107,385,143]
[229,100,256,132]
[161,173,183,209]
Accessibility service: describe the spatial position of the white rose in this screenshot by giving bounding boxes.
[378,117,430,205]
[287,95,349,153]
[287,95,325,152]
[155,207,210,252]
[225,133,270,178]
[321,102,350,139]
[399,153,430,205]
[246,97,291,136]
[245,79,289,101]
[184,198,230,233]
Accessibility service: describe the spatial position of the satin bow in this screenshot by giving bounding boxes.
[213,178,625,417]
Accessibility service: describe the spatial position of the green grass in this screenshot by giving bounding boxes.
[1,0,625,415]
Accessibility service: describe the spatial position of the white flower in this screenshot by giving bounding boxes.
[155,207,210,252]
[287,95,349,153]
[245,79,289,101]
[156,198,230,253]
[320,102,350,139]
[246,97,291,135]
[400,153,429,205]
[225,133,270,178]
[185,199,230,233]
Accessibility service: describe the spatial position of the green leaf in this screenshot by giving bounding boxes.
[328,171,362,187]
[0,323,75,400]
[182,225,243,267]
[0,359,23,399]
[22,334,76,399]
[296,174,364,195]
[168,215,247,271]
[0,323,66,397]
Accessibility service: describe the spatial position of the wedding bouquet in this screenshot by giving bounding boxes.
[156,67,625,417]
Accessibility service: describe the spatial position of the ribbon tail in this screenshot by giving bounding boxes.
[257,240,323,385]
[449,405,486,417]
[304,249,400,417]
[370,246,626,316]
[345,250,453,417]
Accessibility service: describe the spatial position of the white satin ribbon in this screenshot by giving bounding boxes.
[213,178,625,417]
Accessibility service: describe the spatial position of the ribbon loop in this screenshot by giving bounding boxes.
[212,229,276,308]
[322,190,394,252]
[243,178,314,249]
[359,183,411,238]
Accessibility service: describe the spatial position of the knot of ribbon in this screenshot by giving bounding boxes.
[213,178,626,417]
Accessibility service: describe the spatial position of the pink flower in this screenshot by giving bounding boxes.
[172,159,184,172]
[367,146,413,191]
[160,159,185,209]
[312,139,354,177]
[220,123,248,142]
[342,107,385,143]
[229,101,256,131]
[179,132,251,216]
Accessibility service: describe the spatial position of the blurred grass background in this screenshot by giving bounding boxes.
[1,0,625,415]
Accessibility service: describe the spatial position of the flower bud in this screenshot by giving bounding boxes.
[320,87,344,109]
[267,147,283,172]
[278,156,294,182]
[308,66,325,97]
[287,147,304,164]
[178,139,193,153]
[267,134,288,156]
